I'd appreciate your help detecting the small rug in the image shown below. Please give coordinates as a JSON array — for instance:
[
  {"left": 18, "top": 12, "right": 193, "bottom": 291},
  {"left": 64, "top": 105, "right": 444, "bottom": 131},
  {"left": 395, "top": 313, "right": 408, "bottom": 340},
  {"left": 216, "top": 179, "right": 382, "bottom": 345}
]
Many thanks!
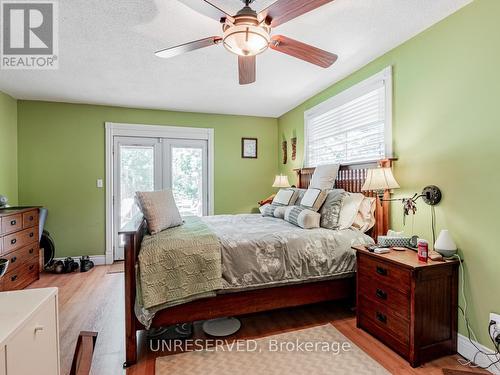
[
  {"left": 155, "top": 324, "right": 389, "bottom": 375},
  {"left": 107, "top": 261, "right": 124, "bottom": 274}
]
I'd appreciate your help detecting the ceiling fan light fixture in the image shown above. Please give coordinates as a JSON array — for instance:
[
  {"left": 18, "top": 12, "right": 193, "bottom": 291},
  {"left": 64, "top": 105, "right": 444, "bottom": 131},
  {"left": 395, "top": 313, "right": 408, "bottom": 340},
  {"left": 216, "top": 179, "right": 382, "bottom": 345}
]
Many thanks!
[{"left": 222, "top": 24, "right": 270, "bottom": 57}]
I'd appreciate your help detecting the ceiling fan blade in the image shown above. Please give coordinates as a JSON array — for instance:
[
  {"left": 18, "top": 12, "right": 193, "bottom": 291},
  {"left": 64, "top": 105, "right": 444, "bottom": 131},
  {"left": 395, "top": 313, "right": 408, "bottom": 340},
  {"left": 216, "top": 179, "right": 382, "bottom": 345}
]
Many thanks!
[
  {"left": 270, "top": 35, "right": 338, "bottom": 68},
  {"left": 178, "top": 0, "right": 233, "bottom": 23},
  {"left": 258, "top": 0, "right": 334, "bottom": 28},
  {"left": 238, "top": 55, "right": 256, "bottom": 85},
  {"left": 155, "top": 37, "right": 222, "bottom": 59}
]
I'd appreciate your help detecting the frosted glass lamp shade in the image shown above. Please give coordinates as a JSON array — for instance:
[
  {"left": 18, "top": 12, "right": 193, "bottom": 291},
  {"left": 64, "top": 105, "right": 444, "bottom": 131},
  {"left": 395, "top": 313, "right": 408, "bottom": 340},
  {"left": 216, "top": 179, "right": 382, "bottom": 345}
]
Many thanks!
[
  {"left": 362, "top": 168, "right": 400, "bottom": 191},
  {"left": 434, "top": 230, "right": 457, "bottom": 258},
  {"left": 272, "top": 175, "right": 291, "bottom": 188}
]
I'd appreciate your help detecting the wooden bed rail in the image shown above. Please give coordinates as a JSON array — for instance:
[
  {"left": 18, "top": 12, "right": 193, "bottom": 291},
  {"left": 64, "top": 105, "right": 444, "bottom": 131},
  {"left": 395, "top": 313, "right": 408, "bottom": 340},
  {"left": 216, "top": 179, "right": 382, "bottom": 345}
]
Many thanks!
[{"left": 119, "top": 214, "right": 147, "bottom": 368}]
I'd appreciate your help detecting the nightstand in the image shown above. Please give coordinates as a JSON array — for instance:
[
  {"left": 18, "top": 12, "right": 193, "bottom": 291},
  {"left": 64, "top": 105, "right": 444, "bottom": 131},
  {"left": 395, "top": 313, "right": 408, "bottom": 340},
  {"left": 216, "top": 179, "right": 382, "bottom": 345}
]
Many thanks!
[{"left": 353, "top": 245, "right": 459, "bottom": 367}]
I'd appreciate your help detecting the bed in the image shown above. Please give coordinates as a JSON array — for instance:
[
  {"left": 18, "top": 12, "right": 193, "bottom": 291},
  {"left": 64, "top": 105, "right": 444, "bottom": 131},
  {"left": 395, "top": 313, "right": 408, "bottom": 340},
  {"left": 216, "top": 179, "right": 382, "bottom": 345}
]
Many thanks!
[{"left": 120, "top": 159, "right": 394, "bottom": 367}]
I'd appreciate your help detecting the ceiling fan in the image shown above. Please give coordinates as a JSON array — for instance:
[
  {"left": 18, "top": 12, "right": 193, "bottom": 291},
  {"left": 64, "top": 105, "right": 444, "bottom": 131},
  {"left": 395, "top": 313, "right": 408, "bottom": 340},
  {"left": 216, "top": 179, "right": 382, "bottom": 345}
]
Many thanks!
[{"left": 155, "top": 0, "right": 338, "bottom": 85}]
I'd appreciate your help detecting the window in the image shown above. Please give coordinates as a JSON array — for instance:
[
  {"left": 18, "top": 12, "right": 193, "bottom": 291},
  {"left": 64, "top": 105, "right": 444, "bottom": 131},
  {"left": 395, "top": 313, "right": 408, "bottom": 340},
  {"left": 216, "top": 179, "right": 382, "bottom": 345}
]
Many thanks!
[{"left": 304, "top": 67, "right": 392, "bottom": 167}]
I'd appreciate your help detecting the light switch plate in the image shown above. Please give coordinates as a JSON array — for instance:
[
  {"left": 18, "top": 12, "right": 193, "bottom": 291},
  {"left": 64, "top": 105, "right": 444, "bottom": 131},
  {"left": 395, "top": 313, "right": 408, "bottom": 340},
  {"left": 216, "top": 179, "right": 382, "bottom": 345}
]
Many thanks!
[{"left": 96, "top": 179, "right": 103, "bottom": 188}]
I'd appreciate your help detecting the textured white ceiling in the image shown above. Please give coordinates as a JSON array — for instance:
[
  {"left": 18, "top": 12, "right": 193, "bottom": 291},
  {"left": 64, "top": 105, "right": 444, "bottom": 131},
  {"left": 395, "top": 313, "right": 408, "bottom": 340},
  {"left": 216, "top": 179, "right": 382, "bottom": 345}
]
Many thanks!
[{"left": 0, "top": 0, "right": 471, "bottom": 117}]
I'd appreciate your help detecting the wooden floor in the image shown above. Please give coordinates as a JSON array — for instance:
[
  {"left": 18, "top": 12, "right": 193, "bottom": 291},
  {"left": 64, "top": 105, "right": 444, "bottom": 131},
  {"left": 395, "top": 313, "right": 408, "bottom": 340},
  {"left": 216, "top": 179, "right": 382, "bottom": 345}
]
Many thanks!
[{"left": 29, "top": 265, "right": 487, "bottom": 375}]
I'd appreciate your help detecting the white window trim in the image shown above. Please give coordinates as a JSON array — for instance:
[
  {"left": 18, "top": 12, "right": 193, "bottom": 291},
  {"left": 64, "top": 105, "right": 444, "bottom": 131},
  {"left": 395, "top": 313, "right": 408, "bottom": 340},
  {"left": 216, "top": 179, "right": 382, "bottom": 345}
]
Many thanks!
[
  {"left": 304, "top": 66, "right": 393, "bottom": 167},
  {"left": 104, "top": 122, "right": 215, "bottom": 265}
]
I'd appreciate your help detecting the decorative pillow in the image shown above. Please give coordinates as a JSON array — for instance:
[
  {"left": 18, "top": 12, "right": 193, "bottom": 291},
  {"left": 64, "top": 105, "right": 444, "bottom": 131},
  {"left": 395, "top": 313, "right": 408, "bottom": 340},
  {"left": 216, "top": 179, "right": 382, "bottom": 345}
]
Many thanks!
[
  {"left": 337, "top": 192, "right": 365, "bottom": 230},
  {"left": 289, "top": 188, "right": 307, "bottom": 206},
  {"left": 310, "top": 164, "right": 340, "bottom": 190},
  {"left": 135, "top": 190, "right": 183, "bottom": 234},
  {"left": 284, "top": 206, "right": 321, "bottom": 229},
  {"left": 352, "top": 197, "right": 376, "bottom": 232},
  {"left": 273, "top": 188, "right": 299, "bottom": 205},
  {"left": 299, "top": 188, "right": 328, "bottom": 212},
  {"left": 320, "top": 189, "right": 347, "bottom": 229},
  {"left": 261, "top": 188, "right": 299, "bottom": 217}
]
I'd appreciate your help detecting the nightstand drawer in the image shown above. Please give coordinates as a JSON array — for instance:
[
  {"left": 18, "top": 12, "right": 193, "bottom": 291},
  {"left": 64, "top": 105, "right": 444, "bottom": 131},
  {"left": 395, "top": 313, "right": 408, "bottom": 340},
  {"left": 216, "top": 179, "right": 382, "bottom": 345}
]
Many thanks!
[
  {"left": 358, "top": 311, "right": 409, "bottom": 359},
  {"left": 359, "top": 294, "right": 410, "bottom": 345},
  {"left": 358, "top": 275, "right": 410, "bottom": 320},
  {"left": 358, "top": 253, "right": 411, "bottom": 294}
]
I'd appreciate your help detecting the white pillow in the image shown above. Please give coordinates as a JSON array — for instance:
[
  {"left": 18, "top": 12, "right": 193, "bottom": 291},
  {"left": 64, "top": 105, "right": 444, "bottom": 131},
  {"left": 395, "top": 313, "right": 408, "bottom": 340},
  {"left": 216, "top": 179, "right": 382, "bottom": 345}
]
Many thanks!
[
  {"left": 136, "top": 190, "right": 183, "bottom": 234},
  {"left": 300, "top": 188, "right": 327, "bottom": 211},
  {"left": 338, "top": 192, "right": 365, "bottom": 230},
  {"left": 310, "top": 164, "right": 340, "bottom": 190},
  {"left": 273, "top": 189, "right": 298, "bottom": 205},
  {"left": 352, "top": 197, "right": 376, "bottom": 232}
]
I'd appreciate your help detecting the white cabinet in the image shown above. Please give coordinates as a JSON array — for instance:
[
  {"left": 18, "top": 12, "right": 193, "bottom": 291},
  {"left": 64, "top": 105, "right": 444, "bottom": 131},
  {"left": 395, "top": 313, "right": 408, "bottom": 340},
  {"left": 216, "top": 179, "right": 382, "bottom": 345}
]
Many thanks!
[
  {"left": 0, "top": 288, "right": 60, "bottom": 375},
  {"left": 0, "top": 346, "right": 5, "bottom": 375}
]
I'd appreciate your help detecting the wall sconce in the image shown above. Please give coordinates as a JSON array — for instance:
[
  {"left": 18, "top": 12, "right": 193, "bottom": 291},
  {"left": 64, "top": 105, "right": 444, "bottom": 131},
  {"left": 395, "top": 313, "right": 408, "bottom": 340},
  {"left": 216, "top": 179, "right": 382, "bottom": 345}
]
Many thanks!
[{"left": 361, "top": 167, "right": 442, "bottom": 210}]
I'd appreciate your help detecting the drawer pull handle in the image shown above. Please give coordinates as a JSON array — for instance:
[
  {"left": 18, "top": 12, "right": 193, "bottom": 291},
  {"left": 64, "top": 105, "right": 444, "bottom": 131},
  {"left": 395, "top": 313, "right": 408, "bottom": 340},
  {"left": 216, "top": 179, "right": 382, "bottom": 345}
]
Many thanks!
[
  {"left": 34, "top": 326, "right": 44, "bottom": 334},
  {"left": 29, "top": 248, "right": 34, "bottom": 254},
  {"left": 29, "top": 216, "right": 34, "bottom": 221},
  {"left": 29, "top": 232, "right": 34, "bottom": 238},
  {"left": 10, "top": 219, "right": 16, "bottom": 225},
  {"left": 11, "top": 256, "right": 17, "bottom": 263},
  {"left": 376, "top": 266, "right": 387, "bottom": 276},
  {"left": 11, "top": 238, "right": 17, "bottom": 245},
  {"left": 375, "top": 289, "right": 387, "bottom": 300},
  {"left": 376, "top": 312, "right": 387, "bottom": 324},
  {"left": 11, "top": 275, "right": 17, "bottom": 282},
  {"left": 29, "top": 265, "right": 34, "bottom": 271}
]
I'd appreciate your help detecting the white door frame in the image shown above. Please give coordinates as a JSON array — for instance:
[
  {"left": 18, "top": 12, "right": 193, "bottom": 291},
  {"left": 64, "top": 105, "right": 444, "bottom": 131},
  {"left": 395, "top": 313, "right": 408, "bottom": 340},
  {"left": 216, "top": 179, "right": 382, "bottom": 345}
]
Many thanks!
[{"left": 105, "top": 122, "right": 215, "bottom": 265}]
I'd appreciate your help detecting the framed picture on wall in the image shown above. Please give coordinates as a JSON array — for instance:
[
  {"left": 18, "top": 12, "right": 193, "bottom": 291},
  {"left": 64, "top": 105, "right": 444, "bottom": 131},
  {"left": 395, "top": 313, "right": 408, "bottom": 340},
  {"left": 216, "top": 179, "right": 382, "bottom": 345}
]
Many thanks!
[{"left": 241, "top": 138, "right": 258, "bottom": 159}]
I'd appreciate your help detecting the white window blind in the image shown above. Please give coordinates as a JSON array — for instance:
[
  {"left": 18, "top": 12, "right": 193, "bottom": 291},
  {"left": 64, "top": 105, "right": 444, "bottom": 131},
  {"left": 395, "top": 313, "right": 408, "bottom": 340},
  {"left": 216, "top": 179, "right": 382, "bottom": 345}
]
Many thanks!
[{"left": 304, "top": 67, "right": 392, "bottom": 167}]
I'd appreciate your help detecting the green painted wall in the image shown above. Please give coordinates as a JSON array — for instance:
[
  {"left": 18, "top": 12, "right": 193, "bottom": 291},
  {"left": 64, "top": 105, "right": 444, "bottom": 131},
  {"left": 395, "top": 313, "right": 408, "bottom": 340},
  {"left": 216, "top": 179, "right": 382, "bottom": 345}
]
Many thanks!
[
  {"left": 278, "top": 0, "right": 500, "bottom": 349},
  {"left": 17, "top": 101, "right": 278, "bottom": 258},
  {"left": 0, "top": 91, "right": 18, "bottom": 205}
]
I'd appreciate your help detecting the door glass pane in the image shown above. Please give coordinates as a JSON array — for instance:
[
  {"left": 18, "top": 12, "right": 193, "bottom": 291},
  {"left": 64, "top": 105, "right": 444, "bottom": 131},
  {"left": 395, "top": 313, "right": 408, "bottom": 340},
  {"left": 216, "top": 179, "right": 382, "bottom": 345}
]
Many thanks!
[
  {"left": 120, "top": 146, "right": 155, "bottom": 227},
  {"left": 171, "top": 147, "right": 203, "bottom": 216}
]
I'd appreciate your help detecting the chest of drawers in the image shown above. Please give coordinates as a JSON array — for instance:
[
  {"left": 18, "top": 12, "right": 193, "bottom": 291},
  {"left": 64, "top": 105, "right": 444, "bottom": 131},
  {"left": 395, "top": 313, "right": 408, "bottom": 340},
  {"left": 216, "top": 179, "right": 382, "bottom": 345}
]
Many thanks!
[
  {"left": 354, "top": 246, "right": 459, "bottom": 367},
  {"left": 0, "top": 208, "right": 40, "bottom": 291}
]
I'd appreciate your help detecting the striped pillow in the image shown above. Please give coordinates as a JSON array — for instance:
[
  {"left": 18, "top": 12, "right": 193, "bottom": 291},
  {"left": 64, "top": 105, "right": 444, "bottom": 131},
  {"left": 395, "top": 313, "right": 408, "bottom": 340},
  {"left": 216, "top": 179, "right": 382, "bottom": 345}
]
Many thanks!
[{"left": 284, "top": 206, "right": 321, "bottom": 229}]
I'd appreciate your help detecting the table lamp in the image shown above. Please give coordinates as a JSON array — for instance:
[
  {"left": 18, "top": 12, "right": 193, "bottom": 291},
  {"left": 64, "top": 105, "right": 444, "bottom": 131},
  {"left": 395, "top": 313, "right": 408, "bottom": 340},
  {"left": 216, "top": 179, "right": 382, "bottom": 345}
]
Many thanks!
[{"left": 272, "top": 175, "right": 291, "bottom": 188}]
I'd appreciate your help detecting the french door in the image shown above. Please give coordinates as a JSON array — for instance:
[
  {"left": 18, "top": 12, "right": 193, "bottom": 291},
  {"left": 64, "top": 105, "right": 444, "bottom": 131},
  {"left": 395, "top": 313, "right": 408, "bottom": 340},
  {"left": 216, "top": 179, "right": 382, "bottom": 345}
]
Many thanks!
[{"left": 113, "top": 136, "right": 208, "bottom": 260}]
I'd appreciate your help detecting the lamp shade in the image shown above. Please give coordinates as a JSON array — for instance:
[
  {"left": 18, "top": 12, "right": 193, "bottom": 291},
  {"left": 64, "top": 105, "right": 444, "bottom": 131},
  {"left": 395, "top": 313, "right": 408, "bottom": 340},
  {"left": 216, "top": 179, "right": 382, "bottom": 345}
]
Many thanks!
[
  {"left": 272, "top": 175, "right": 291, "bottom": 188},
  {"left": 361, "top": 168, "right": 400, "bottom": 191},
  {"left": 434, "top": 230, "right": 457, "bottom": 257}
]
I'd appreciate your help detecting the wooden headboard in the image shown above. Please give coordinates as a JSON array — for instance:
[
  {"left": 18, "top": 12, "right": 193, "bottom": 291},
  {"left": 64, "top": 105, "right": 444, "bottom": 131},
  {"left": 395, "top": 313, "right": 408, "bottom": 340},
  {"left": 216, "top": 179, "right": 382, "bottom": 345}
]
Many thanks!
[{"left": 294, "top": 159, "right": 394, "bottom": 240}]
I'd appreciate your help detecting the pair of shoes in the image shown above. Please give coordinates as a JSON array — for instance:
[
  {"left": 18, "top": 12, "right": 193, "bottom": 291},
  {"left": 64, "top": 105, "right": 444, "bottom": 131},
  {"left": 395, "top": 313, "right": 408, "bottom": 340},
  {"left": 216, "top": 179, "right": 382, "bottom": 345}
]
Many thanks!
[
  {"left": 44, "top": 257, "right": 79, "bottom": 274},
  {"left": 80, "top": 256, "right": 94, "bottom": 272}
]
